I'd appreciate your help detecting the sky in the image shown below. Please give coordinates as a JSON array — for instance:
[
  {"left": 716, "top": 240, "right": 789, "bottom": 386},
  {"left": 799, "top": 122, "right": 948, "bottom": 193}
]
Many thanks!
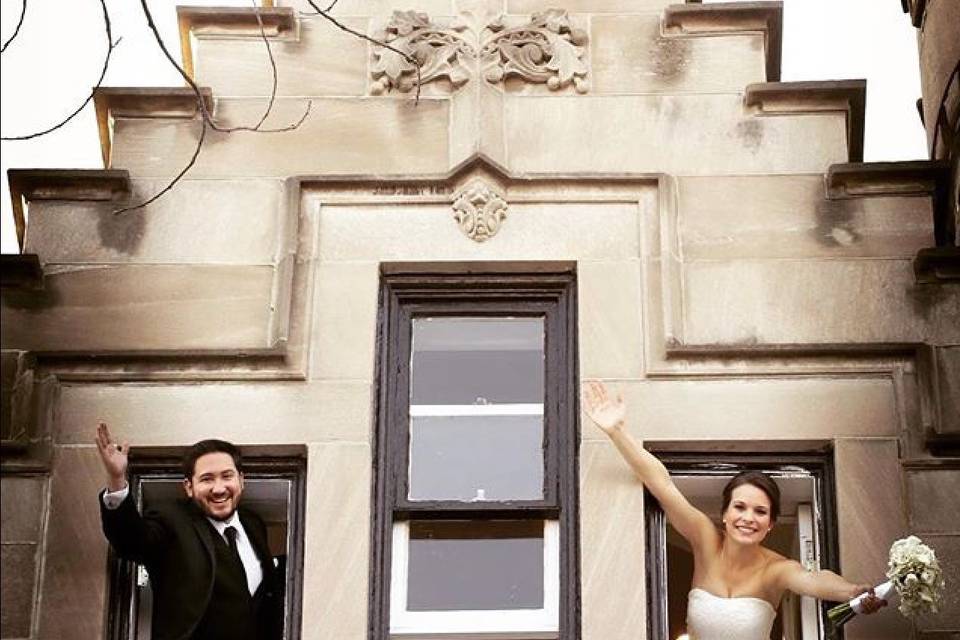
[{"left": 0, "top": 0, "right": 928, "bottom": 254}]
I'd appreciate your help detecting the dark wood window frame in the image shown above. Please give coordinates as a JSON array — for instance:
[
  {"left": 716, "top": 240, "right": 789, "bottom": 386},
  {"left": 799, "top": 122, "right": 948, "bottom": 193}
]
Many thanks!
[
  {"left": 106, "top": 452, "right": 307, "bottom": 640},
  {"left": 369, "top": 263, "right": 581, "bottom": 640},
  {"left": 644, "top": 452, "right": 840, "bottom": 640}
]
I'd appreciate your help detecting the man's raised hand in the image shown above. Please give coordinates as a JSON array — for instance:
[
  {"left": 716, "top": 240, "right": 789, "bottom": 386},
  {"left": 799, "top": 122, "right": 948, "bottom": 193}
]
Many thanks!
[{"left": 95, "top": 422, "right": 129, "bottom": 492}]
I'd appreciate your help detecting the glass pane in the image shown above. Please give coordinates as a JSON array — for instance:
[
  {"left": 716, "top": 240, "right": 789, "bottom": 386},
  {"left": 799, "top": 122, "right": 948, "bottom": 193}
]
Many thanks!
[
  {"left": 411, "top": 318, "right": 544, "bottom": 405},
  {"left": 407, "top": 520, "right": 544, "bottom": 611},
  {"left": 409, "top": 414, "right": 543, "bottom": 501}
]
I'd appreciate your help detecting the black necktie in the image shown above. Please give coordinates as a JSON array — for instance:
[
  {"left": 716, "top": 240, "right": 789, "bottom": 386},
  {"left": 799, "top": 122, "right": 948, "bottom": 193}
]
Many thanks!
[{"left": 225, "top": 526, "right": 245, "bottom": 572}]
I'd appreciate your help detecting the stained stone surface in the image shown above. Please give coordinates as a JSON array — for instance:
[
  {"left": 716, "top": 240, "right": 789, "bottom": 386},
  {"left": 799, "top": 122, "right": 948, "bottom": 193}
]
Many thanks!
[
  {"left": 37, "top": 447, "right": 108, "bottom": 640},
  {"left": 591, "top": 15, "right": 765, "bottom": 94},
  {"left": 906, "top": 469, "right": 960, "bottom": 532},
  {"left": 300, "top": 442, "right": 371, "bottom": 640},
  {"left": 1, "top": 543, "right": 38, "bottom": 637},
  {"left": 0, "top": 476, "right": 46, "bottom": 541},
  {"left": 914, "top": 535, "right": 960, "bottom": 633},
  {"left": 835, "top": 439, "right": 911, "bottom": 640}
]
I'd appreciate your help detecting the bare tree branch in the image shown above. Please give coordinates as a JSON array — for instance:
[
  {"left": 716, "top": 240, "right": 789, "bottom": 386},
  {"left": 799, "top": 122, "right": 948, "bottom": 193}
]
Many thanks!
[
  {"left": 300, "top": 0, "right": 423, "bottom": 103},
  {"left": 324, "top": 0, "right": 340, "bottom": 12},
  {"left": 1, "top": 0, "right": 27, "bottom": 53},
  {"left": 1, "top": 0, "right": 120, "bottom": 141},
  {"left": 113, "top": 109, "right": 206, "bottom": 215}
]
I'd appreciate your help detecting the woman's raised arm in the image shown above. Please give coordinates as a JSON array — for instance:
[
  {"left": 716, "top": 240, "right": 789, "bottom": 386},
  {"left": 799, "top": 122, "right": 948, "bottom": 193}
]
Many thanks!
[{"left": 582, "top": 381, "right": 717, "bottom": 551}]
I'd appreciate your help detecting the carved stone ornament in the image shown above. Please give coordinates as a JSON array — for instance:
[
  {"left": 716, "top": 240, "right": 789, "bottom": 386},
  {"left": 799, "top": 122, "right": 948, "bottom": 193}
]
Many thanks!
[
  {"left": 452, "top": 180, "right": 508, "bottom": 242},
  {"left": 369, "top": 8, "right": 589, "bottom": 94}
]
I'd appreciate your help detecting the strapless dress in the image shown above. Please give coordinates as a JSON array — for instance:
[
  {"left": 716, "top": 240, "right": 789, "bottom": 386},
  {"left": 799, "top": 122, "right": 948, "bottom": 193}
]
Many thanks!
[{"left": 686, "top": 587, "right": 776, "bottom": 640}]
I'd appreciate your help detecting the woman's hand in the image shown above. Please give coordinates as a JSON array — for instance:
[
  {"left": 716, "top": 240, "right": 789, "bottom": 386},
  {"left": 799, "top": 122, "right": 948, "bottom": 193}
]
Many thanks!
[
  {"left": 95, "top": 422, "right": 129, "bottom": 492},
  {"left": 850, "top": 585, "right": 887, "bottom": 615},
  {"left": 582, "top": 380, "right": 626, "bottom": 434}
]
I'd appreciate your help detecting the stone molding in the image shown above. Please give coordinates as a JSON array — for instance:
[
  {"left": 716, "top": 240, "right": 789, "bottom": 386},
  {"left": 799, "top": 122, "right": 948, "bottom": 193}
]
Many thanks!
[
  {"left": 744, "top": 80, "right": 866, "bottom": 162},
  {"left": 176, "top": 6, "right": 298, "bottom": 79},
  {"left": 662, "top": 1, "right": 783, "bottom": 82},
  {"left": 93, "top": 87, "right": 214, "bottom": 168},
  {"left": 369, "top": 8, "right": 589, "bottom": 95},
  {"left": 0, "top": 351, "right": 56, "bottom": 472},
  {"left": 451, "top": 179, "right": 508, "bottom": 242},
  {"left": 826, "top": 160, "right": 950, "bottom": 199}
]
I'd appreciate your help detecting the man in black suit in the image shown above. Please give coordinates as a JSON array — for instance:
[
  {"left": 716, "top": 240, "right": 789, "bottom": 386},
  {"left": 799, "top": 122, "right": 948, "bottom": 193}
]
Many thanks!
[{"left": 96, "top": 423, "right": 283, "bottom": 640}]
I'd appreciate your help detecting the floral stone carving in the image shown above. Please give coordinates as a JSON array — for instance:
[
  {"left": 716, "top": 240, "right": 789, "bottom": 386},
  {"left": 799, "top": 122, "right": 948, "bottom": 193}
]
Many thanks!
[
  {"left": 452, "top": 180, "right": 508, "bottom": 242},
  {"left": 370, "top": 8, "right": 589, "bottom": 94}
]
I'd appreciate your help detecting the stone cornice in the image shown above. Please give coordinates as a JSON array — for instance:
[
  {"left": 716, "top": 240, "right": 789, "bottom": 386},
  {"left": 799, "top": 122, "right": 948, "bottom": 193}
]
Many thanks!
[
  {"left": 826, "top": 160, "right": 951, "bottom": 198},
  {"left": 7, "top": 170, "right": 131, "bottom": 252},
  {"left": 745, "top": 80, "right": 866, "bottom": 162},
  {"left": 177, "top": 6, "right": 298, "bottom": 79},
  {"left": 93, "top": 87, "right": 214, "bottom": 168},
  {"left": 662, "top": 1, "right": 783, "bottom": 82}
]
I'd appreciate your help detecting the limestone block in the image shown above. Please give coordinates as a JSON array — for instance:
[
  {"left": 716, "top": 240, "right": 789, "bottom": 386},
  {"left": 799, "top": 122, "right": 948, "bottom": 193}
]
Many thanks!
[
  {"left": 0, "top": 476, "right": 46, "bottom": 541},
  {"left": 505, "top": 95, "right": 848, "bottom": 175},
  {"left": 681, "top": 260, "right": 960, "bottom": 346},
  {"left": 906, "top": 468, "right": 960, "bottom": 533},
  {"left": 301, "top": 442, "right": 371, "bottom": 640},
  {"left": 193, "top": 18, "right": 368, "bottom": 98},
  {"left": 22, "top": 179, "right": 290, "bottom": 265},
  {"left": 835, "top": 439, "right": 910, "bottom": 640},
  {"left": 310, "top": 261, "right": 380, "bottom": 382},
  {"left": 579, "top": 441, "right": 647, "bottom": 640},
  {"left": 1, "top": 543, "right": 38, "bottom": 637},
  {"left": 677, "top": 175, "right": 934, "bottom": 260},
  {"left": 577, "top": 260, "right": 644, "bottom": 380},
  {"left": 37, "top": 447, "right": 108, "bottom": 640},
  {"left": 314, "top": 201, "right": 640, "bottom": 261},
  {"left": 1, "top": 264, "right": 291, "bottom": 354},
  {"left": 591, "top": 16, "right": 765, "bottom": 94},
  {"left": 914, "top": 535, "right": 960, "bottom": 633},
  {"left": 56, "top": 380, "right": 373, "bottom": 445},
  {"left": 579, "top": 378, "right": 899, "bottom": 443},
  {"left": 109, "top": 98, "right": 449, "bottom": 179}
]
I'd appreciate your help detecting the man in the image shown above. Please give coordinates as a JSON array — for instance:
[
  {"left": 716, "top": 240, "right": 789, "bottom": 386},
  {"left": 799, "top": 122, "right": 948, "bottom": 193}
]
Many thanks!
[{"left": 96, "top": 423, "right": 282, "bottom": 640}]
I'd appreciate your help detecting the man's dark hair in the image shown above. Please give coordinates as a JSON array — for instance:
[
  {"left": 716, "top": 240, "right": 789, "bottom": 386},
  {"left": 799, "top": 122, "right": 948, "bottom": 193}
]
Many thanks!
[
  {"left": 182, "top": 439, "right": 243, "bottom": 479},
  {"left": 721, "top": 470, "right": 781, "bottom": 523}
]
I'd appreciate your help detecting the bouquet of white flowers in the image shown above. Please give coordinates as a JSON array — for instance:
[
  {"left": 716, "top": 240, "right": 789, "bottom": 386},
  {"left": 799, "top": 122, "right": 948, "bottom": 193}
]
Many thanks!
[{"left": 827, "top": 535, "right": 945, "bottom": 637}]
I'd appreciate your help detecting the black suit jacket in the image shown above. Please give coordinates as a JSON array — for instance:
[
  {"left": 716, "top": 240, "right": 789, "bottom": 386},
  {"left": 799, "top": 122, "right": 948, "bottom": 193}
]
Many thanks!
[{"left": 100, "top": 491, "right": 283, "bottom": 640}]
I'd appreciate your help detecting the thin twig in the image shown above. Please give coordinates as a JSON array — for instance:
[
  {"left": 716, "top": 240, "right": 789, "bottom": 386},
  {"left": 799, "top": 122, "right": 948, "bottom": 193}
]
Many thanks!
[
  {"left": 301, "top": 0, "right": 422, "bottom": 103},
  {"left": 113, "top": 108, "right": 207, "bottom": 215},
  {"left": 324, "top": 0, "right": 340, "bottom": 11},
  {"left": 1, "top": 0, "right": 27, "bottom": 52},
  {"left": 248, "top": 0, "right": 278, "bottom": 131},
  {"left": 1, "top": 0, "right": 120, "bottom": 141}
]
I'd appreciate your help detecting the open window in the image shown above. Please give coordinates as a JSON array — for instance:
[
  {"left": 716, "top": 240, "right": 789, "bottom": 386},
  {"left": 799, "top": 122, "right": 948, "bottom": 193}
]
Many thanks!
[
  {"left": 645, "top": 456, "right": 839, "bottom": 640},
  {"left": 107, "top": 454, "right": 306, "bottom": 640},
  {"left": 370, "top": 265, "right": 580, "bottom": 640}
]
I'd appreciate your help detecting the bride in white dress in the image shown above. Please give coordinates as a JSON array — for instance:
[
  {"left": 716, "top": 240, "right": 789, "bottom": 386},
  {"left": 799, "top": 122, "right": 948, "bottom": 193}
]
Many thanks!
[{"left": 582, "top": 381, "right": 886, "bottom": 640}]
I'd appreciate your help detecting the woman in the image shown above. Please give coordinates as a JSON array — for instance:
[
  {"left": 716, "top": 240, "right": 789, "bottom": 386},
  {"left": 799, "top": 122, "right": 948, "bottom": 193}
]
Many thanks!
[{"left": 582, "top": 381, "right": 885, "bottom": 640}]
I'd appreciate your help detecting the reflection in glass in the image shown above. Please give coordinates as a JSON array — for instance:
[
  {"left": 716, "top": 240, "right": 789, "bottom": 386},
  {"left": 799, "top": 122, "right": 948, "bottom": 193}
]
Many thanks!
[
  {"left": 407, "top": 520, "right": 544, "bottom": 611},
  {"left": 411, "top": 318, "right": 544, "bottom": 405},
  {"left": 409, "top": 413, "right": 544, "bottom": 501}
]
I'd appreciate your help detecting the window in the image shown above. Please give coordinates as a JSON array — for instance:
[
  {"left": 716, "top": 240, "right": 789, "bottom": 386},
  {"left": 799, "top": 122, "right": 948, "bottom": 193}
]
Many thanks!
[
  {"left": 644, "top": 455, "right": 839, "bottom": 640},
  {"left": 107, "top": 454, "right": 306, "bottom": 640},
  {"left": 370, "top": 264, "right": 580, "bottom": 640}
]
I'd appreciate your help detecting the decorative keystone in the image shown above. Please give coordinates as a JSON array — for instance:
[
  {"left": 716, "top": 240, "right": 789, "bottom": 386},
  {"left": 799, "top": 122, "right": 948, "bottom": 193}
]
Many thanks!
[
  {"left": 370, "top": 8, "right": 589, "bottom": 94},
  {"left": 452, "top": 180, "right": 508, "bottom": 242}
]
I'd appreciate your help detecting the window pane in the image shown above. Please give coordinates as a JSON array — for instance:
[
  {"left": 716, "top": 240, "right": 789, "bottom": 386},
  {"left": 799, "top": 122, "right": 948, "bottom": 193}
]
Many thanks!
[
  {"left": 409, "top": 414, "right": 544, "bottom": 501},
  {"left": 407, "top": 520, "right": 544, "bottom": 611},
  {"left": 411, "top": 318, "right": 544, "bottom": 405}
]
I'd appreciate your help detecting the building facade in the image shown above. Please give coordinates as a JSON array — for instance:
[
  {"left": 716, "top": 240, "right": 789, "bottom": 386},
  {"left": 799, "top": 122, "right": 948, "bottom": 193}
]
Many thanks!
[{"left": 2, "top": 1, "right": 958, "bottom": 639}]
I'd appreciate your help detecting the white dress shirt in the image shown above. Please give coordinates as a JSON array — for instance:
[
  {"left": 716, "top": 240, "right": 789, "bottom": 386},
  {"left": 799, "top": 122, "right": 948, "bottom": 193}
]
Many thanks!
[{"left": 102, "top": 485, "right": 264, "bottom": 595}]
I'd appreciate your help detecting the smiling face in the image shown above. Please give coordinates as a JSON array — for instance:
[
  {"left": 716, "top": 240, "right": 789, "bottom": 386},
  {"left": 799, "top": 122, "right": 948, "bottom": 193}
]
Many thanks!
[
  {"left": 722, "top": 483, "right": 774, "bottom": 545},
  {"left": 183, "top": 452, "right": 244, "bottom": 521}
]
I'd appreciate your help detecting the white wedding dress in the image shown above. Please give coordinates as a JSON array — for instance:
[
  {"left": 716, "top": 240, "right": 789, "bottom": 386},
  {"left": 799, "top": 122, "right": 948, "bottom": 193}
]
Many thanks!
[{"left": 686, "top": 588, "right": 776, "bottom": 640}]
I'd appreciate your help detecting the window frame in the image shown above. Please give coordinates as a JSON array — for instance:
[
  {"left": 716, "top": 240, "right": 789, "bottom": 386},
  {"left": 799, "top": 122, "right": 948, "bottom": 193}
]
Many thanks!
[
  {"left": 106, "top": 453, "right": 307, "bottom": 640},
  {"left": 643, "top": 452, "right": 840, "bottom": 640},
  {"left": 369, "top": 264, "right": 581, "bottom": 640}
]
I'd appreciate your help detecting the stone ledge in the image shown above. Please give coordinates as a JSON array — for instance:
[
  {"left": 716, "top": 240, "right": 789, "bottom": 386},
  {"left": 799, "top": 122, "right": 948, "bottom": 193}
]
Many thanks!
[
  {"left": 0, "top": 255, "right": 43, "bottom": 292},
  {"left": 7, "top": 170, "right": 130, "bottom": 251},
  {"left": 745, "top": 80, "right": 866, "bottom": 161},
  {"left": 914, "top": 247, "right": 960, "bottom": 284},
  {"left": 94, "top": 87, "right": 214, "bottom": 168},
  {"left": 178, "top": 6, "right": 299, "bottom": 80},
  {"left": 662, "top": 1, "right": 782, "bottom": 81},
  {"left": 826, "top": 160, "right": 951, "bottom": 198}
]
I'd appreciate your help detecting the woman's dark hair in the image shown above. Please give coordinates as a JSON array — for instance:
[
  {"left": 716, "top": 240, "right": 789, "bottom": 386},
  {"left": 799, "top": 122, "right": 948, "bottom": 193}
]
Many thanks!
[
  {"left": 182, "top": 439, "right": 243, "bottom": 478},
  {"left": 721, "top": 471, "right": 781, "bottom": 522}
]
